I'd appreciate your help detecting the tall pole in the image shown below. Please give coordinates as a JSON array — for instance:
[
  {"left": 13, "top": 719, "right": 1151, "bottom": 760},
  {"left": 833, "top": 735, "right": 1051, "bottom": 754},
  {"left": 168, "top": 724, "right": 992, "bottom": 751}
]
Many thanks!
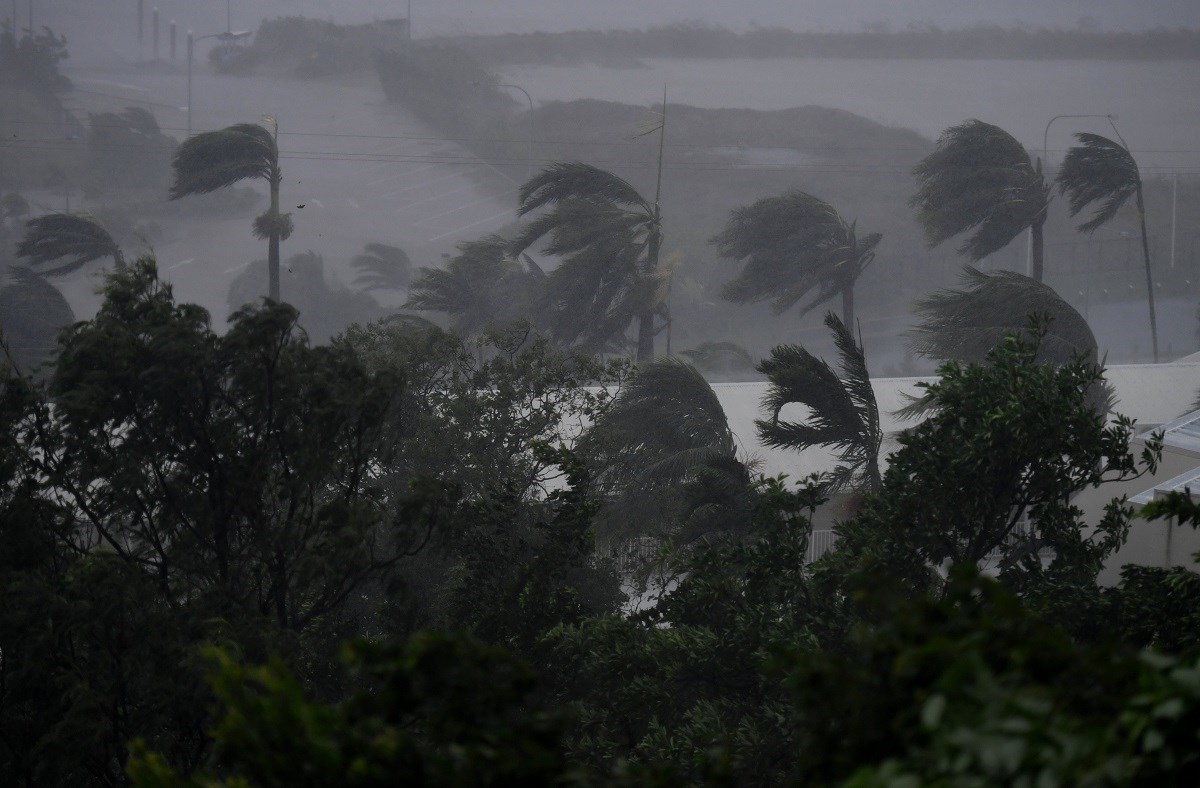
[
  {"left": 407, "top": 0, "right": 412, "bottom": 41},
  {"left": 152, "top": 7, "right": 159, "bottom": 60},
  {"left": 169, "top": 19, "right": 175, "bottom": 60},
  {"left": 495, "top": 83, "right": 533, "bottom": 180},
  {"left": 186, "top": 31, "right": 193, "bottom": 135},
  {"left": 226, "top": 0, "right": 231, "bottom": 34},
  {"left": 1171, "top": 174, "right": 1178, "bottom": 269},
  {"left": 137, "top": 0, "right": 143, "bottom": 45}
]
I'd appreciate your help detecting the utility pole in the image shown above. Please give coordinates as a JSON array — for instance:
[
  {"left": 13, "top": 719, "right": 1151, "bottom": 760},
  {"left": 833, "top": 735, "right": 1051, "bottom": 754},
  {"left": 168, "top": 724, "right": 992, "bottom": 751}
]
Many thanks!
[
  {"left": 152, "top": 7, "right": 158, "bottom": 59},
  {"left": 1172, "top": 174, "right": 1179, "bottom": 269},
  {"left": 169, "top": 19, "right": 175, "bottom": 60},
  {"left": 137, "top": 0, "right": 143, "bottom": 46}
]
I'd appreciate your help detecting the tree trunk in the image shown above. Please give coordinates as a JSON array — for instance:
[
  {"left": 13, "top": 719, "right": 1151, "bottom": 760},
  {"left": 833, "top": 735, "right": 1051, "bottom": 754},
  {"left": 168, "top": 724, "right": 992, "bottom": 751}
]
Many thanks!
[
  {"left": 636, "top": 310, "right": 654, "bottom": 362},
  {"left": 1030, "top": 219, "right": 1045, "bottom": 283},
  {"left": 1136, "top": 185, "right": 1159, "bottom": 362},
  {"left": 268, "top": 172, "right": 281, "bottom": 302},
  {"left": 841, "top": 283, "right": 855, "bottom": 331}
]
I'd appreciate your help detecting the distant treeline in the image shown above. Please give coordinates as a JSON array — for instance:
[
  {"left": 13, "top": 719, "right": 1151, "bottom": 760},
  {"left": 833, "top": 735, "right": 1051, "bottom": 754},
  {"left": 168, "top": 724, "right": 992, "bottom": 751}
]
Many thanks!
[{"left": 441, "top": 24, "right": 1200, "bottom": 64}]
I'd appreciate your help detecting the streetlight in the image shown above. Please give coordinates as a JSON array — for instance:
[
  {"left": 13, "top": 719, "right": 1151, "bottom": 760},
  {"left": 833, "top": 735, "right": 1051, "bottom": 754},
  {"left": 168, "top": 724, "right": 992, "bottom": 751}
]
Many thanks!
[
  {"left": 1030, "top": 113, "right": 1116, "bottom": 277},
  {"left": 470, "top": 81, "right": 535, "bottom": 180}
]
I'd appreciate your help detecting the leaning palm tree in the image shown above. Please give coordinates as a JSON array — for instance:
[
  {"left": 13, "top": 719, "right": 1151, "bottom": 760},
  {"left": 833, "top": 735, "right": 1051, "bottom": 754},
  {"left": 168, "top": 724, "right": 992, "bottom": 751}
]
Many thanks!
[
  {"left": 512, "top": 161, "right": 666, "bottom": 361},
  {"left": 350, "top": 242, "right": 413, "bottom": 293},
  {"left": 912, "top": 119, "right": 1051, "bottom": 281},
  {"left": 578, "top": 357, "right": 750, "bottom": 548},
  {"left": 713, "top": 191, "right": 881, "bottom": 329},
  {"left": 757, "top": 313, "right": 882, "bottom": 494},
  {"left": 169, "top": 121, "right": 290, "bottom": 301},
  {"left": 406, "top": 235, "right": 543, "bottom": 338},
  {"left": 909, "top": 267, "right": 1097, "bottom": 365},
  {"left": 16, "top": 213, "right": 125, "bottom": 276},
  {"left": 1057, "top": 131, "right": 1158, "bottom": 361},
  {"left": 0, "top": 266, "right": 75, "bottom": 373}
]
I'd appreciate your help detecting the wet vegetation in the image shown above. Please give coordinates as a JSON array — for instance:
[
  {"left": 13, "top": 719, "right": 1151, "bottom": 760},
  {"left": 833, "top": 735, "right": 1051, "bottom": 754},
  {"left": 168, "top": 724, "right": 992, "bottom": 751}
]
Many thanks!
[{"left": 4, "top": 11, "right": 1200, "bottom": 786}]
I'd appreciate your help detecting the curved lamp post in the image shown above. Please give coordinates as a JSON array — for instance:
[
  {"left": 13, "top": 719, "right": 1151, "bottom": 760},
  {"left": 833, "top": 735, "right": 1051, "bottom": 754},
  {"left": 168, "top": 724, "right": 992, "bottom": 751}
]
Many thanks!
[{"left": 470, "top": 81, "right": 535, "bottom": 180}]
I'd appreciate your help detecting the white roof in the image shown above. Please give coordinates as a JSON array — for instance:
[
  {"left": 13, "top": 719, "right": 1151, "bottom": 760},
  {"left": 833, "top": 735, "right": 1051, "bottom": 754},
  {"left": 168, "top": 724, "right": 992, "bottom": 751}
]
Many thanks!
[{"left": 713, "top": 362, "right": 1200, "bottom": 480}]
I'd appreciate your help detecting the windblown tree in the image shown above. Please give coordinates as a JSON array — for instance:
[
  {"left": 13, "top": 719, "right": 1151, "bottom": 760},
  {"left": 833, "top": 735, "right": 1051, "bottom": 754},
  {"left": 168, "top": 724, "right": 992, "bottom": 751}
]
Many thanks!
[
  {"left": 912, "top": 119, "right": 1051, "bottom": 281},
  {"left": 910, "top": 267, "right": 1098, "bottom": 365},
  {"left": 169, "top": 122, "right": 290, "bottom": 301},
  {"left": 512, "top": 162, "right": 668, "bottom": 361},
  {"left": 577, "top": 357, "right": 750, "bottom": 548},
  {"left": 16, "top": 213, "right": 125, "bottom": 275},
  {"left": 406, "top": 235, "right": 544, "bottom": 338},
  {"left": 0, "top": 267, "right": 75, "bottom": 372},
  {"left": 1057, "top": 131, "right": 1158, "bottom": 361},
  {"left": 757, "top": 313, "right": 882, "bottom": 494},
  {"left": 713, "top": 190, "right": 881, "bottom": 329},
  {"left": 351, "top": 242, "right": 414, "bottom": 293}
]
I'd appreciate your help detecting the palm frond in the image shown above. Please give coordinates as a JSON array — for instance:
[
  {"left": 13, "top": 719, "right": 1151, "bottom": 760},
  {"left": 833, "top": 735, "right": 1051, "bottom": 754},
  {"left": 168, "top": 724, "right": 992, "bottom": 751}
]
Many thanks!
[
  {"left": 909, "top": 267, "right": 1097, "bottom": 365},
  {"left": 517, "top": 161, "right": 650, "bottom": 217},
  {"left": 1056, "top": 132, "right": 1140, "bottom": 233},
  {"left": 911, "top": 119, "right": 1048, "bottom": 261},
  {"left": 169, "top": 123, "right": 276, "bottom": 199},
  {"left": 713, "top": 190, "right": 877, "bottom": 316},
  {"left": 16, "top": 213, "right": 122, "bottom": 276},
  {"left": 755, "top": 313, "right": 882, "bottom": 493},
  {"left": 351, "top": 242, "right": 413, "bottom": 291}
]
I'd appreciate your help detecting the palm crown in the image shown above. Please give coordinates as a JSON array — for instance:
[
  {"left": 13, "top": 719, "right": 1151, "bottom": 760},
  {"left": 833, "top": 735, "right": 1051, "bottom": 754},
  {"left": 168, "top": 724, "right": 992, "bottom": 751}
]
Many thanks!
[
  {"left": 16, "top": 213, "right": 124, "bottom": 276},
  {"left": 713, "top": 190, "right": 880, "bottom": 328}
]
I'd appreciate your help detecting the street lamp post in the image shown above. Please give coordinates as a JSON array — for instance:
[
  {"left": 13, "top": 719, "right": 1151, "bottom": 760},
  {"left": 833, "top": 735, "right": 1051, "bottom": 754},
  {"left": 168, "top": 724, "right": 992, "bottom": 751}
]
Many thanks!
[
  {"left": 494, "top": 83, "right": 534, "bottom": 180},
  {"left": 1032, "top": 113, "right": 1116, "bottom": 277},
  {"left": 187, "top": 30, "right": 238, "bottom": 135}
]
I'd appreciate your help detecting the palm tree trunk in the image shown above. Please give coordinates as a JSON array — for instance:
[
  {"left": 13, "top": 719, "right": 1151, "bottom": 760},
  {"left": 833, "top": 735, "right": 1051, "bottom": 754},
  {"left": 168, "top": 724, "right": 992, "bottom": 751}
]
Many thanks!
[
  {"left": 1030, "top": 219, "right": 1045, "bottom": 282},
  {"left": 268, "top": 171, "right": 280, "bottom": 302},
  {"left": 636, "top": 310, "right": 654, "bottom": 362},
  {"left": 841, "top": 283, "right": 855, "bottom": 331},
  {"left": 1135, "top": 185, "right": 1159, "bottom": 362}
]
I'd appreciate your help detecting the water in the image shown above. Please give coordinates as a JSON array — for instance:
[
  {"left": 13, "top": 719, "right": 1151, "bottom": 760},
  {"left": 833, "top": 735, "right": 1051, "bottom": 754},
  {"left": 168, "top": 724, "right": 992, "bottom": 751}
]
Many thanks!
[{"left": 501, "top": 57, "right": 1200, "bottom": 171}]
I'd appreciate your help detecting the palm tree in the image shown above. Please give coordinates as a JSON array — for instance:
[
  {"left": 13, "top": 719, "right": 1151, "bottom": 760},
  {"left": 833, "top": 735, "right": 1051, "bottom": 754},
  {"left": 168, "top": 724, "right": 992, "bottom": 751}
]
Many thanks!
[
  {"left": 0, "top": 267, "right": 75, "bottom": 373},
  {"left": 909, "top": 267, "right": 1097, "bottom": 365},
  {"left": 757, "top": 313, "right": 882, "bottom": 495},
  {"left": 16, "top": 213, "right": 125, "bottom": 275},
  {"left": 169, "top": 122, "right": 290, "bottom": 301},
  {"left": 911, "top": 119, "right": 1051, "bottom": 281},
  {"left": 406, "top": 235, "right": 544, "bottom": 338},
  {"left": 1057, "top": 131, "right": 1158, "bottom": 361},
  {"left": 712, "top": 191, "right": 881, "bottom": 329},
  {"left": 351, "top": 242, "right": 413, "bottom": 293},
  {"left": 512, "top": 162, "right": 667, "bottom": 361},
  {"left": 578, "top": 357, "right": 750, "bottom": 547}
]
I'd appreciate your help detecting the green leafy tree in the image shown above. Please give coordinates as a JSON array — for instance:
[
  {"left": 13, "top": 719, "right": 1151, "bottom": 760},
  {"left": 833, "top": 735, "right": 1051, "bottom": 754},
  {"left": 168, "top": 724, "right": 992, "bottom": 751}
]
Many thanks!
[
  {"left": 713, "top": 190, "right": 881, "bottom": 328},
  {"left": 757, "top": 313, "right": 882, "bottom": 495},
  {"left": 512, "top": 162, "right": 668, "bottom": 360},
  {"left": 909, "top": 266, "right": 1097, "bottom": 364},
  {"left": 1057, "top": 131, "right": 1159, "bottom": 361},
  {"left": 911, "top": 119, "right": 1051, "bottom": 280},
  {"left": 127, "top": 633, "right": 583, "bottom": 787},
  {"left": 0, "top": 266, "right": 74, "bottom": 372},
  {"left": 16, "top": 212, "right": 125, "bottom": 275},
  {"left": 169, "top": 122, "right": 290, "bottom": 300},
  {"left": 833, "top": 322, "right": 1158, "bottom": 596}
]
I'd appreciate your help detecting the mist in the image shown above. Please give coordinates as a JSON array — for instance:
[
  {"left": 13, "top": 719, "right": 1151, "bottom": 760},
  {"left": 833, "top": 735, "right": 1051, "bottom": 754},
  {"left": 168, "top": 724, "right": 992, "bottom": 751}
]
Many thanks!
[{"left": 4, "top": 2, "right": 1200, "bottom": 783}]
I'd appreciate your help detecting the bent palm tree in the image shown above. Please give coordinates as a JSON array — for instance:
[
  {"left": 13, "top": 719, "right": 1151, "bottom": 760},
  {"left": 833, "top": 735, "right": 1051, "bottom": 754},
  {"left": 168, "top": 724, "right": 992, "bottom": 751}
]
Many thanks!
[
  {"left": 169, "top": 122, "right": 290, "bottom": 301},
  {"left": 910, "top": 267, "right": 1097, "bottom": 365},
  {"left": 1057, "top": 131, "right": 1158, "bottom": 361},
  {"left": 351, "top": 242, "right": 413, "bottom": 293},
  {"left": 757, "top": 313, "right": 882, "bottom": 494},
  {"left": 578, "top": 357, "right": 750, "bottom": 546},
  {"left": 713, "top": 191, "right": 881, "bottom": 328},
  {"left": 912, "top": 119, "right": 1050, "bottom": 280},
  {"left": 406, "top": 235, "right": 544, "bottom": 338},
  {"left": 0, "top": 267, "right": 75, "bottom": 372},
  {"left": 17, "top": 213, "right": 125, "bottom": 275},
  {"left": 512, "top": 162, "right": 666, "bottom": 360}
]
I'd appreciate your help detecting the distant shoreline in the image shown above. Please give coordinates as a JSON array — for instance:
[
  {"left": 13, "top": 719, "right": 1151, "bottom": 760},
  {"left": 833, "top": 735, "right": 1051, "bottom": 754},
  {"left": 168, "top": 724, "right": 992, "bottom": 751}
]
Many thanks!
[{"left": 437, "top": 25, "right": 1200, "bottom": 65}]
